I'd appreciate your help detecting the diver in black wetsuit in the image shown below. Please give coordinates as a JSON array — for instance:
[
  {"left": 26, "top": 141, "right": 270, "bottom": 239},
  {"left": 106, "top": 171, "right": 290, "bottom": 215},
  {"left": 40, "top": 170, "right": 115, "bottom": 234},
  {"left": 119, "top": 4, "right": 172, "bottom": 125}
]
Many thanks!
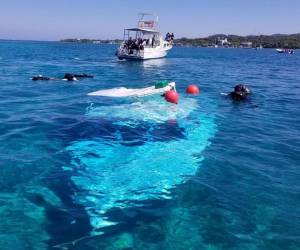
[
  {"left": 73, "top": 73, "right": 94, "bottom": 78},
  {"left": 62, "top": 73, "right": 77, "bottom": 81},
  {"left": 31, "top": 75, "right": 52, "bottom": 81},
  {"left": 32, "top": 73, "right": 94, "bottom": 81},
  {"left": 230, "top": 84, "right": 251, "bottom": 101},
  {"left": 32, "top": 74, "right": 77, "bottom": 81}
]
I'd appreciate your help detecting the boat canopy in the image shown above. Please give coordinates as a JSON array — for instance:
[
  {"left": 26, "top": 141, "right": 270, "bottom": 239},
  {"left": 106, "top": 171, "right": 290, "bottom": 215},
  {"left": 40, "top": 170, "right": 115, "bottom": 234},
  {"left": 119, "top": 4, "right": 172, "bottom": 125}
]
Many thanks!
[{"left": 125, "top": 28, "right": 160, "bottom": 34}]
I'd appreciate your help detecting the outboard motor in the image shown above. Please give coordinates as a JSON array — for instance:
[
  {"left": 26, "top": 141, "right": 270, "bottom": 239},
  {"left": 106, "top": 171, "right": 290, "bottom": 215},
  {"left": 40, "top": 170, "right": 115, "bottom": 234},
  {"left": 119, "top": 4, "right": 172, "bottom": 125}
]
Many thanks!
[{"left": 230, "top": 84, "right": 251, "bottom": 101}]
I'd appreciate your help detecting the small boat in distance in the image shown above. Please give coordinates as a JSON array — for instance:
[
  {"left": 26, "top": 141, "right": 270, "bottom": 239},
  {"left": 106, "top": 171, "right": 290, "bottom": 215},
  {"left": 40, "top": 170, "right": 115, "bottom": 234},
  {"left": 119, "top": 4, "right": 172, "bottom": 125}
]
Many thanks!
[
  {"left": 276, "top": 48, "right": 294, "bottom": 54},
  {"left": 116, "top": 13, "right": 173, "bottom": 60}
]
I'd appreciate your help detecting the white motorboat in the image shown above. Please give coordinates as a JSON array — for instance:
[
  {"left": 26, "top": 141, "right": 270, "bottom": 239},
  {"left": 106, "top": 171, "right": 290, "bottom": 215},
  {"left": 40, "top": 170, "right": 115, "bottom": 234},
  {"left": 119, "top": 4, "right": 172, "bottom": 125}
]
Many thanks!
[
  {"left": 116, "top": 13, "right": 173, "bottom": 60},
  {"left": 276, "top": 48, "right": 294, "bottom": 54}
]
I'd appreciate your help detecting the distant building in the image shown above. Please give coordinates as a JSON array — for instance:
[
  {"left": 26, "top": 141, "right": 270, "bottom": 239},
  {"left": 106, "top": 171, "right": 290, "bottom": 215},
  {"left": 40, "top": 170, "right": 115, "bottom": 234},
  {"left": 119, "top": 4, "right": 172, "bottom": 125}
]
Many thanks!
[
  {"left": 240, "top": 41, "right": 253, "bottom": 48},
  {"left": 217, "top": 37, "right": 231, "bottom": 47}
]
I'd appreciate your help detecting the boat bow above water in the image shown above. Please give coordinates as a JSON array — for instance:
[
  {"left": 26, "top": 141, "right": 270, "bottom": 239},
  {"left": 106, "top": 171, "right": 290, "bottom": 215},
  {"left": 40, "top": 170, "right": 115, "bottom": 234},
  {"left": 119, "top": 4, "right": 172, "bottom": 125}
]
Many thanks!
[{"left": 88, "top": 82, "right": 176, "bottom": 97}]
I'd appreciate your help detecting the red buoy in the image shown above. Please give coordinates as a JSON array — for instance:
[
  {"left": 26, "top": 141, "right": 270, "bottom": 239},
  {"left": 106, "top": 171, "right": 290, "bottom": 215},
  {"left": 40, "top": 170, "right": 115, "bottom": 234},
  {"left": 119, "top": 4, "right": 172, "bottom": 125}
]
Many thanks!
[
  {"left": 186, "top": 84, "right": 200, "bottom": 95},
  {"left": 164, "top": 90, "right": 179, "bottom": 104}
]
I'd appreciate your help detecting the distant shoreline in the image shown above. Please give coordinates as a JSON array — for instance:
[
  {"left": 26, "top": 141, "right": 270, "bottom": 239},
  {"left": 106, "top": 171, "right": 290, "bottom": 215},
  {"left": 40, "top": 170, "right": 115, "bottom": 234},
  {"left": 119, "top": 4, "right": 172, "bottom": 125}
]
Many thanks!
[
  {"left": 1, "top": 33, "right": 300, "bottom": 49},
  {"left": 60, "top": 33, "right": 300, "bottom": 49}
]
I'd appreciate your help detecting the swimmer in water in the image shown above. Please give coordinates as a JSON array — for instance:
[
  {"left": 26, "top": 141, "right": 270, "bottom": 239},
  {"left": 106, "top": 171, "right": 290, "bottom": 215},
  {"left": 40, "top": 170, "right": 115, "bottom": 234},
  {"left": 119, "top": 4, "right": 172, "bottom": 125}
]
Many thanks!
[
  {"left": 62, "top": 73, "right": 77, "bottom": 81},
  {"left": 73, "top": 73, "right": 94, "bottom": 78},
  {"left": 229, "top": 84, "right": 251, "bottom": 101},
  {"left": 31, "top": 75, "right": 52, "bottom": 81},
  {"left": 31, "top": 74, "right": 76, "bottom": 81},
  {"left": 31, "top": 73, "right": 93, "bottom": 81}
]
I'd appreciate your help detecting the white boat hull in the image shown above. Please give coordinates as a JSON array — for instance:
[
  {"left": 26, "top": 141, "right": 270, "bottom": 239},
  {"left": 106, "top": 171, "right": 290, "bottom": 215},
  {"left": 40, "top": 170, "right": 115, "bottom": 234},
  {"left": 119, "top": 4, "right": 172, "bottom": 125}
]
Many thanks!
[
  {"left": 88, "top": 82, "right": 176, "bottom": 97},
  {"left": 118, "top": 45, "right": 172, "bottom": 60}
]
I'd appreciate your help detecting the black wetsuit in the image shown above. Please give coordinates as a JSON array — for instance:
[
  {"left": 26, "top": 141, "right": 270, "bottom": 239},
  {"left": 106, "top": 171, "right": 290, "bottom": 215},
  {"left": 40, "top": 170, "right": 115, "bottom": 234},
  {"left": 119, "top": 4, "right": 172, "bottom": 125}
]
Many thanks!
[
  {"left": 63, "top": 74, "right": 77, "bottom": 81},
  {"left": 32, "top": 73, "right": 93, "bottom": 81},
  {"left": 32, "top": 76, "right": 51, "bottom": 81},
  {"left": 230, "top": 84, "right": 251, "bottom": 101},
  {"left": 230, "top": 91, "right": 248, "bottom": 101},
  {"left": 73, "top": 74, "right": 94, "bottom": 78}
]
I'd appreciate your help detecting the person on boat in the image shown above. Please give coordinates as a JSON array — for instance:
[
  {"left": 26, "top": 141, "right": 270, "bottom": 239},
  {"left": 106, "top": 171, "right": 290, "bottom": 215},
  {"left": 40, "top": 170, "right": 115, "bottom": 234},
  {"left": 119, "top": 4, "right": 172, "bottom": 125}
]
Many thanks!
[
  {"left": 130, "top": 39, "right": 139, "bottom": 51},
  {"left": 126, "top": 37, "right": 133, "bottom": 50},
  {"left": 229, "top": 84, "right": 251, "bottom": 101},
  {"left": 170, "top": 33, "right": 174, "bottom": 41},
  {"left": 142, "top": 39, "right": 147, "bottom": 47},
  {"left": 165, "top": 32, "right": 171, "bottom": 41},
  {"left": 144, "top": 38, "right": 150, "bottom": 46},
  {"left": 151, "top": 35, "right": 155, "bottom": 47},
  {"left": 126, "top": 38, "right": 136, "bottom": 54},
  {"left": 136, "top": 38, "right": 143, "bottom": 50}
]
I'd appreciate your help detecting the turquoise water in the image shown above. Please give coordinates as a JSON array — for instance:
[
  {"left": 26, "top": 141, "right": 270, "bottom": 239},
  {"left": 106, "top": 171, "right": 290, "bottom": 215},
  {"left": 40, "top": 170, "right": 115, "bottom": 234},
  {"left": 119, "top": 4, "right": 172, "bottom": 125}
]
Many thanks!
[{"left": 0, "top": 41, "right": 299, "bottom": 250}]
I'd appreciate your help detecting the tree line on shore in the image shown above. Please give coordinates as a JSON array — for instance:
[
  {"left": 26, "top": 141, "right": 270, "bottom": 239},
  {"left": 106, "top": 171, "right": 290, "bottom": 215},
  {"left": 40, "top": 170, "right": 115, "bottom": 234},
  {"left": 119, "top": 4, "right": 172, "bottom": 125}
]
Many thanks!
[
  {"left": 60, "top": 38, "right": 122, "bottom": 44},
  {"left": 61, "top": 33, "right": 300, "bottom": 48},
  {"left": 175, "top": 34, "right": 300, "bottom": 48}
]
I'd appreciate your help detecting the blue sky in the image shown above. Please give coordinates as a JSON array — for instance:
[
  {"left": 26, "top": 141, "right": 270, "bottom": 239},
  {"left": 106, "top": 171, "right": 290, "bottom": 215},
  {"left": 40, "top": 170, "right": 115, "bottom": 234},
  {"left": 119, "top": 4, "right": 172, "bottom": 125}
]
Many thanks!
[{"left": 1, "top": 0, "right": 300, "bottom": 40}]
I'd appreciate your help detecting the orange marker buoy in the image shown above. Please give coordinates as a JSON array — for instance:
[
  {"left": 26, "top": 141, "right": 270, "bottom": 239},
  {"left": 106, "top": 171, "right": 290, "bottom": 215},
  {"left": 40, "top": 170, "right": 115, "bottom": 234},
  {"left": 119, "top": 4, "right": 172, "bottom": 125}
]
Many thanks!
[
  {"left": 164, "top": 90, "right": 179, "bottom": 104},
  {"left": 186, "top": 84, "right": 200, "bottom": 95}
]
